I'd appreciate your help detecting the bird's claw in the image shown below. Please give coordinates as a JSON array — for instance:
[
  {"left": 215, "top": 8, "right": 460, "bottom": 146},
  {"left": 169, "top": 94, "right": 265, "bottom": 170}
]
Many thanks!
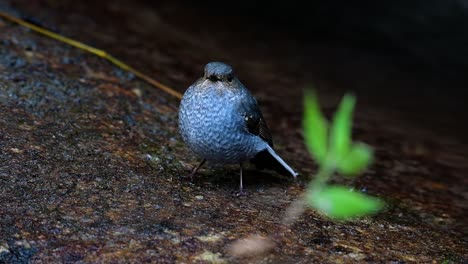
[{"left": 232, "top": 189, "right": 248, "bottom": 197}]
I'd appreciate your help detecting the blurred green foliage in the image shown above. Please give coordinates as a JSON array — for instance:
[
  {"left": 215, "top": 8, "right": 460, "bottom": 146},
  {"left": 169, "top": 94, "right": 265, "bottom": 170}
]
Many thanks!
[{"left": 303, "top": 90, "right": 383, "bottom": 220}]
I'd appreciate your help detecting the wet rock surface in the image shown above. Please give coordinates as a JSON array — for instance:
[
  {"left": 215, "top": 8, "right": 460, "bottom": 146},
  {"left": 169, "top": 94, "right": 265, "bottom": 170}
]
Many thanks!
[{"left": 0, "top": 1, "right": 467, "bottom": 263}]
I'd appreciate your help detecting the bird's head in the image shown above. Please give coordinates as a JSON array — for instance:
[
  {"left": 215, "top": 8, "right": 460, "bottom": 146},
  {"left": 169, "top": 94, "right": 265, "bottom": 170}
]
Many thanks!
[{"left": 203, "top": 62, "right": 235, "bottom": 84}]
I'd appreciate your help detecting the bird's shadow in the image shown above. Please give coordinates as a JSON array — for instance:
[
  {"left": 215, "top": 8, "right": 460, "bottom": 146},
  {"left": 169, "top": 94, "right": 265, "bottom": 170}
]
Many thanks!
[{"left": 184, "top": 163, "right": 299, "bottom": 193}]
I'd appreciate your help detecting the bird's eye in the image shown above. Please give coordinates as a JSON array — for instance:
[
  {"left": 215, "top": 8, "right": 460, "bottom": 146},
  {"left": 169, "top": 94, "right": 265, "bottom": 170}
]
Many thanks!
[
  {"left": 227, "top": 76, "right": 233, "bottom": 82},
  {"left": 209, "top": 75, "right": 218, "bottom": 82}
]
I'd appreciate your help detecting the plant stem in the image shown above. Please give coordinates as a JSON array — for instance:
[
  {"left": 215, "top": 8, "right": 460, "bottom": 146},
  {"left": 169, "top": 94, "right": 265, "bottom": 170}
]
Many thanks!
[
  {"left": 309, "top": 158, "right": 335, "bottom": 194},
  {"left": 284, "top": 158, "right": 335, "bottom": 225}
]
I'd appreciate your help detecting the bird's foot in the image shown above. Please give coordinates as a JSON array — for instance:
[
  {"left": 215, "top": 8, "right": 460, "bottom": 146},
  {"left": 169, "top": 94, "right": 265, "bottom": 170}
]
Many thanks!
[
  {"left": 181, "top": 171, "right": 196, "bottom": 182},
  {"left": 182, "top": 159, "right": 206, "bottom": 182},
  {"left": 232, "top": 189, "right": 248, "bottom": 197},
  {"left": 185, "top": 170, "right": 196, "bottom": 182}
]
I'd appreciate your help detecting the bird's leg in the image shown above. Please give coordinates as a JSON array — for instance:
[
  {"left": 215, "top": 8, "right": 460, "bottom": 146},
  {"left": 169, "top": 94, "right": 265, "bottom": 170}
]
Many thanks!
[
  {"left": 235, "top": 163, "right": 247, "bottom": 197},
  {"left": 187, "top": 159, "right": 206, "bottom": 181},
  {"left": 240, "top": 163, "right": 244, "bottom": 193}
]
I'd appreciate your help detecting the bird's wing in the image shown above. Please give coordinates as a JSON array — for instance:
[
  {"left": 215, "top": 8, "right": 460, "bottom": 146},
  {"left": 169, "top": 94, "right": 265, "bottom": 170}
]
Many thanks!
[{"left": 238, "top": 92, "right": 273, "bottom": 147}]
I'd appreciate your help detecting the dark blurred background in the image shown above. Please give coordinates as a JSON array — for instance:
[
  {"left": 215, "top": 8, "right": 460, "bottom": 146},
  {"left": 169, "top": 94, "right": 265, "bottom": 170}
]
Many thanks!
[
  {"left": 185, "top": 0, "right": 468, "bottom": 89},
  {"left": 5, "top": 0, "right": 468, "bottom": 139}
]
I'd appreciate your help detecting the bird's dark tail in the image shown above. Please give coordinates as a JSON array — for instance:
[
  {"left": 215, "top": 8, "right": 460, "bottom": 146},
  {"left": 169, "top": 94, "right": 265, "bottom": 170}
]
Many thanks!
[{"left": 250, "top": 146, "right": 298, "bottom": 178}]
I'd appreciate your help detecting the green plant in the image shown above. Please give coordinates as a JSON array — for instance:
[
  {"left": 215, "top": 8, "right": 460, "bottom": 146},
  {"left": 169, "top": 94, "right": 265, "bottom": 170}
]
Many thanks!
[{"left": 303, "top": 90, "right": 383, "bottom": 220}]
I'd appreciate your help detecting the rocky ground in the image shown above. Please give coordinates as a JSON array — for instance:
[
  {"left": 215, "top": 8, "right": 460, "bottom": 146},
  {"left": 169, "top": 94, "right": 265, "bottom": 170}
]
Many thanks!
[{"left": 0, "top": 1, "right": 467, "bottom": 263}]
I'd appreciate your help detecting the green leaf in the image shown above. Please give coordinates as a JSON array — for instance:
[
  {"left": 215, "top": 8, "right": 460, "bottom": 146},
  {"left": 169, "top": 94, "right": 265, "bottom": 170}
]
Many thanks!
[
  {"left": 337, "top": 143, "right": 373, "bottom": 177},
  {"left": 303, "top": 90, "right": 328, "bottom": 164},
  {"left": 307, "top": 185, "right": 384, "bottom": 220},
  {"left": 329, "top": 94, "right": 356, "bottom": 163}
]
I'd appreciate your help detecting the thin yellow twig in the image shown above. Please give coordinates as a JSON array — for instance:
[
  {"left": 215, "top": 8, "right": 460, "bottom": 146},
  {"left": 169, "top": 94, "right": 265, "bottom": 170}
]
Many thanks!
[{"left": 0, "top": 11, "right": 183, "bottom": 100}]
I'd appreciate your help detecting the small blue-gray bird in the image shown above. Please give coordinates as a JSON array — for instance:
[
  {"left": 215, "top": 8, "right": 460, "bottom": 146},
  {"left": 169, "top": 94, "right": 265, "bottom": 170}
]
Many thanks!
[{"left": 178, "top": 62, "right": 298, "bottom": 194}]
